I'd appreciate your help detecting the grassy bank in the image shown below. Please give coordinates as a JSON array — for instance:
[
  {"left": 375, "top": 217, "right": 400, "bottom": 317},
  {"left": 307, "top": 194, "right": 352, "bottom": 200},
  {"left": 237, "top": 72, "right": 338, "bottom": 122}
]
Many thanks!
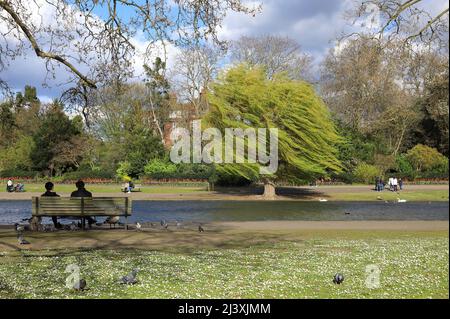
[
  {"left": 0, "top": 228, "right": 448, "bottom": 298},
  {"left": 3, "top": 183, "right": 208, "bottom": 194},
  {"left": 326, "top": 190, "right": 449, "bottom": 202},
  {"left": 0, "top": 183, "right": 448, "bottom": 201}
]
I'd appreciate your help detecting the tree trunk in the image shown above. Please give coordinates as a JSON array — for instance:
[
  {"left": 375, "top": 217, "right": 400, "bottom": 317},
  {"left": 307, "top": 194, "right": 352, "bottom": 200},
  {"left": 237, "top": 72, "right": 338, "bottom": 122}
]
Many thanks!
[
  {"left": 262, "top": 181, "right": 276, "bottom": 199},
  {"left": 149, "top": 98, "right": 165, "bottom": 145}
]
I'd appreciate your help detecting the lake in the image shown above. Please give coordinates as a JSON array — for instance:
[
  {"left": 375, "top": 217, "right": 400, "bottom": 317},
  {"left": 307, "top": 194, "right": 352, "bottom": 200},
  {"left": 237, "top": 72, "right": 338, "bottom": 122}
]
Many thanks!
[{"left": 0, "top": 200, "right": 448, "bottom": 224}]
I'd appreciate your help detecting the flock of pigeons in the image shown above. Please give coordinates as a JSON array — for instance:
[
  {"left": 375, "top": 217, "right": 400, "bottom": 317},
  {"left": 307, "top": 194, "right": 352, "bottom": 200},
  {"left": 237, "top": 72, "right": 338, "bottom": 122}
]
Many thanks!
[
  {"left": 73, "top": 268, "right": 140, "bottom": 292},
  {"left": 13, "top": 222, "right": 347, "bottom": 292},
  {"left": 134, "top": 219, "right": 205, "bottom": 233},
  {"left": 71, "top": 270, "right": 346, "bottom": 292}
]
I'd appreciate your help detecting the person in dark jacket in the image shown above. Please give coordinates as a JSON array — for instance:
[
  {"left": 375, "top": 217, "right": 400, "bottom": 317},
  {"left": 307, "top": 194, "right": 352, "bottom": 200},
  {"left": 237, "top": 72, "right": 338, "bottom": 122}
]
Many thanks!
[
  {"left": 41, "top": 182, "right": 62, "bottom": 228},
  {"left": 71, "top": 180, "right": 96, "bottom": 227}
]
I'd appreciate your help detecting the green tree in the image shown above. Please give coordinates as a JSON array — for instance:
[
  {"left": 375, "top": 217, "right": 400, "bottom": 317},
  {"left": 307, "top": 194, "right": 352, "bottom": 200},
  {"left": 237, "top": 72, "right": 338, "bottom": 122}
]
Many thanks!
[
  {"left": 144, "top": 158, "right": 177, "bottom": 177},
  {"left": 406, "top": 144, "right": 448, "bottom": 172},
  {"left": 0, "top": 135, "right": 35, "bottom": 173},
  {"left": 204, "top": 65, "right": 342, "bottom": 197},
  {"left": 121, "top": 102, "right": 164, "bottom": 178},
  {"left": 0, "top": 101, "right": 16, "bottom": 147},
  {"left": 14, "top": 85, "right": 42, "bottom": 137},
  {"left": 414, "top": 72, "right": 449, "bottom": 156},
  {"left": 31, "top": 101, "right": 83, "bottom": 175},
  {"left": 353, "top": 162, "right": 381, "bottom": 184},
  {"left": 144, "top": 57, "right": 171, "bottom": 144}
]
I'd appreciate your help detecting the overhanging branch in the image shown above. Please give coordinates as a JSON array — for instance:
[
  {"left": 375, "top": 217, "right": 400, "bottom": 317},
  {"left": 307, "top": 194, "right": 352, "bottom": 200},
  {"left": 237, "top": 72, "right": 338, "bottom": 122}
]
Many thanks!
[{"left": 0, "top": 0, "right": 97, "bottom": 88}]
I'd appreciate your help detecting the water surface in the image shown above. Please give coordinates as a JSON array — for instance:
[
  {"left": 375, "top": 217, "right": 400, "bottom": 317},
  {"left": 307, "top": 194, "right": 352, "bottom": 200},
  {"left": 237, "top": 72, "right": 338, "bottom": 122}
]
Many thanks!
[{"left": 0, "top": 200, "right": 448, "bottom": 224}]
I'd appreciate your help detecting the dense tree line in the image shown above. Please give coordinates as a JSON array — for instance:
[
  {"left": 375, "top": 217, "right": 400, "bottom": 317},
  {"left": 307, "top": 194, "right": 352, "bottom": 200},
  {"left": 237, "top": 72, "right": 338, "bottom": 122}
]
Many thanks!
[{"left": 0, "top": 39, "right": 448, "bottom": 186}]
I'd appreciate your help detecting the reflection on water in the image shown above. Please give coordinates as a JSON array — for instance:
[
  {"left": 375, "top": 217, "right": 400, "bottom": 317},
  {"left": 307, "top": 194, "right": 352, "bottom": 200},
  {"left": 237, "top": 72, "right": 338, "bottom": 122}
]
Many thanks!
[{"left": 0, "top": 200, "right": 448, "bottom": 224}]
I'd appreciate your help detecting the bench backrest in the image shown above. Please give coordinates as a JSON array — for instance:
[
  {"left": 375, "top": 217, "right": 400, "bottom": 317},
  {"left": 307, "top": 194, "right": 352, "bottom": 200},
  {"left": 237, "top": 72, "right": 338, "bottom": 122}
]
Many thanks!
[{"left": 32, "top": 197, "right": 131, "bottom": 217}]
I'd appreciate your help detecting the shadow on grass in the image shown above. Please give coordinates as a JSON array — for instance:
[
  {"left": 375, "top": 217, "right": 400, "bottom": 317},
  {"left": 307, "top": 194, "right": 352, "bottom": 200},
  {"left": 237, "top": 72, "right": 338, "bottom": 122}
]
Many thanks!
[
  {"left": 0, "top": 227, "right": 299, "bottom": 257},
  {"left": 214, "top": 186, "right": 327, "bottom": 199}
]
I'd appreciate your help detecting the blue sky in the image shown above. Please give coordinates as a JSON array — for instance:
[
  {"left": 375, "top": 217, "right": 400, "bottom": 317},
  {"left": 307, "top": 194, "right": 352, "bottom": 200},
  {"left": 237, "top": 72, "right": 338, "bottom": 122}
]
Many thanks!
[{"left": 1, "top": 0, "right": 448, "bottom": 102}]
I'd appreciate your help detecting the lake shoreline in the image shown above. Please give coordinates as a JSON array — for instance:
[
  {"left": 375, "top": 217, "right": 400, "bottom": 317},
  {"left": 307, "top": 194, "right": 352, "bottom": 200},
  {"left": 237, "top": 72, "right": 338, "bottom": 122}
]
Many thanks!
[{"left": 0, "top": 184, "right": 448, "bottom": 201}]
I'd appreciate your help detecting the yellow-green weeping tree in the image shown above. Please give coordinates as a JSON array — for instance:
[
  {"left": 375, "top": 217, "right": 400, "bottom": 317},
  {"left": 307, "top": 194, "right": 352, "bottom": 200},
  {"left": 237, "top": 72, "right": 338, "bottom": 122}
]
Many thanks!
[{"left": 204, "top": 65, "right": 342, "bottom": 198}]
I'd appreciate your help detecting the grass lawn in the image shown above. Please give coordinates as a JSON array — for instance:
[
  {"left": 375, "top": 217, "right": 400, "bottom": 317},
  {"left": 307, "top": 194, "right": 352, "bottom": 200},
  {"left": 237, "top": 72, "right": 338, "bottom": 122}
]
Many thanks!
[
  {"left": 7, "top": 183, "right": 208, "bottom": 194},
  {"left": 326, "top": 190, "right": 449, "bottom": 202},
  {"left": 1, "top": 183, "right": 448, "bottom": 202},
  {"left": 0, "top": 228, "right": 448, "bottom": 299}
]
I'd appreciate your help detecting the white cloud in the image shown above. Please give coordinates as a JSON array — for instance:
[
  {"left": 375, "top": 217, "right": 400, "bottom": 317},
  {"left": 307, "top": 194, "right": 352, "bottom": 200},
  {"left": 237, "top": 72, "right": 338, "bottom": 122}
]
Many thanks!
[{"left": 4, "top": 0, "right": 446, "bottom": 99}]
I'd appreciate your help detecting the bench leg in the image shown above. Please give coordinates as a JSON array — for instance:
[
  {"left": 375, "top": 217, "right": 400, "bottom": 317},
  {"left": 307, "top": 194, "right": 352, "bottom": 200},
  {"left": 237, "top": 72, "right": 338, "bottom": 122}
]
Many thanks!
[{"left": 124, "top": 216, "right": 128, "bottom": 231}]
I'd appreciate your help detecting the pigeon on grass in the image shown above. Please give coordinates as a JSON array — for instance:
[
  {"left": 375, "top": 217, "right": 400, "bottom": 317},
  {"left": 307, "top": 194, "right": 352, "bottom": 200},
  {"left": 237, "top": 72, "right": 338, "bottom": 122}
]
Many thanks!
[
  {"left": 333, "top": 273, "right": 344, "bottom": 285},
  {"left": 119, "top": 269, "right": 139, "bottom": 285},
  {"left": 17, "top": 233, "right": 30, "bottom": 245},
  {"left": 73, "top": 279, "right": 87, "bottom": 291}
]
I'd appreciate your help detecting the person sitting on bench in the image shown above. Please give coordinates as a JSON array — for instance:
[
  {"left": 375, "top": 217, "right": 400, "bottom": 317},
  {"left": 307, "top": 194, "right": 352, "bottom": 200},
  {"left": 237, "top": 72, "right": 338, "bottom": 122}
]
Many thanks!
[
  {"left": 15, "top": 182, "right": 25, "bottom": 192},
  {"left": 41, "top": 182, "right": 62, "bottom": 229},
  {"left": 6, "top": 179, "right": 14, "bottom": 192},
  {"left": 71, "top": 180, "right": 96, "bottom": 227}
]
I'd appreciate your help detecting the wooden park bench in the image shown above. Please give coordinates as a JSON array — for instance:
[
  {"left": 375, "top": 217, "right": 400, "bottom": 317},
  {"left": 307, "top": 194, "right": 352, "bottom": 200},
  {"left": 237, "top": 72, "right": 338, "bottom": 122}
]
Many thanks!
[
  {"left": 121, "top": 184, "right": 142, "bottom": 193},
  {"left": 31, "top": 197, "right": 131, "bottom": 230}
]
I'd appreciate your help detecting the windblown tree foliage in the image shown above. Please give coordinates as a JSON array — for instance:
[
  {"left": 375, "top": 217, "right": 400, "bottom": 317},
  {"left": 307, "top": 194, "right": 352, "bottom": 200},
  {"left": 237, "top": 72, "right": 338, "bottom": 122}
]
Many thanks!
[{"left": 204, "top": 65, "right": 342, "bottom": 197}]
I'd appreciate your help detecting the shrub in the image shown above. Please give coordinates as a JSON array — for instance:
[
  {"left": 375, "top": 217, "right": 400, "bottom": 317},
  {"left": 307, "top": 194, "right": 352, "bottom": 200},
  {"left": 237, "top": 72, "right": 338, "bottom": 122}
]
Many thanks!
[
  {"left": 395, "top": 154, "right": 417, "bottom": 179},
  {"left": 353, "top": 162, "right": 381, "bottom": 184},
  {"left": 406, "top": 144, "right": 448, "bottom": 172},
  {"left": 144, "top": 159, "right": 177, "bottom": 177},
  {"left": 143, "top": 161, "right": 214, "bottom": 180},
  {"left": 116, "top": 161, "right": 132, "bottom": 181},
  {"left": 0, "top": 169, "right": 39, "bottom": 178}
]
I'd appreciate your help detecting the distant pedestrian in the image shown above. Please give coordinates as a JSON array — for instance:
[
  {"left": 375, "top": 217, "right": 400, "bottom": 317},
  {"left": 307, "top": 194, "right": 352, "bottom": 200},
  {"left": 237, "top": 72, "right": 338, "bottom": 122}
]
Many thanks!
[
  {"left": 15, "top": 182, "right": 25, "bottom": 192},
  {"left": 399, "top": 178, "right": 403, "bottom": 191},
  {"left": 393, "top": 177, "right": 398, "bottom": 192}
]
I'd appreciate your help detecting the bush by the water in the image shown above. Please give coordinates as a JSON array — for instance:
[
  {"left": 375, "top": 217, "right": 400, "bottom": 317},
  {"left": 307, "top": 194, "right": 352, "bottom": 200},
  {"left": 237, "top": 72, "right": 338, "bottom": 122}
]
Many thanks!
[
  {"left": 406, "top": 144, "right": 448, "bottom": 174},
  {"left": 144, "top": 160, "right": 214, "bottom": 180},
  {"left": 353, "top": 162, "right": 382, "bottom": 184}
]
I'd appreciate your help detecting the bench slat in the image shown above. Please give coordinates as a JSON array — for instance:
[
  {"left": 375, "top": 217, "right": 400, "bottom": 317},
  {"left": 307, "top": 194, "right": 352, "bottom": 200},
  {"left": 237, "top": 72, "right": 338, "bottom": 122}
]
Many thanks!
[{"left": 32, "top": 197, "right": 131, "bottom": 218}]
